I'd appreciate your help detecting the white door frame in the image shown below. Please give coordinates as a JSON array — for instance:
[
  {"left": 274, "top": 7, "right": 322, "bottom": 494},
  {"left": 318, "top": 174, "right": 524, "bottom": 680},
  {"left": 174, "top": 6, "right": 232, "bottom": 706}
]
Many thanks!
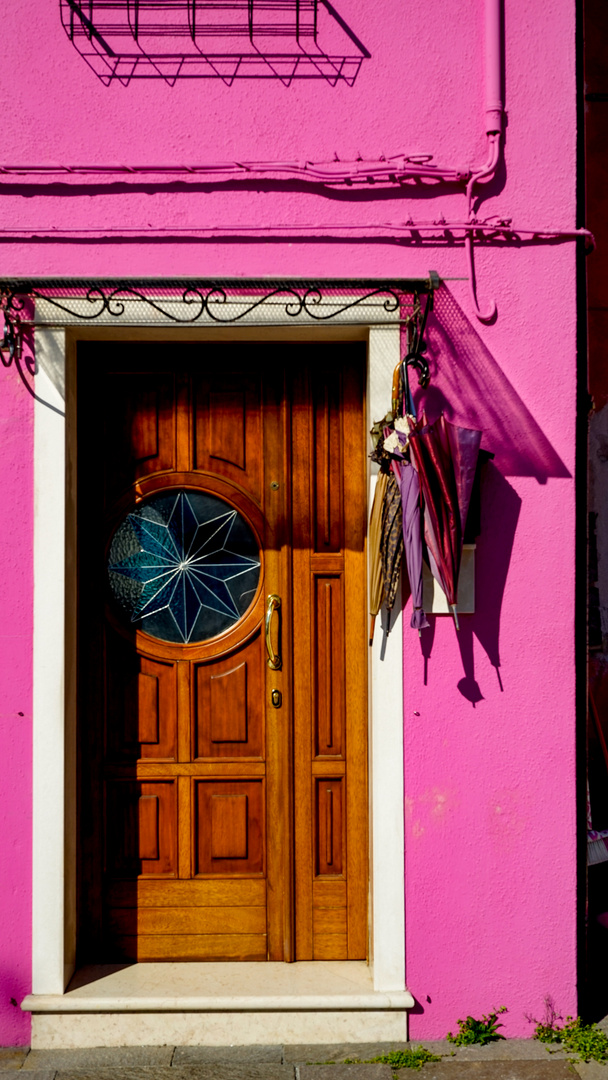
[{"left": 31, "top": 315, "right": 406, "bottom": 995}]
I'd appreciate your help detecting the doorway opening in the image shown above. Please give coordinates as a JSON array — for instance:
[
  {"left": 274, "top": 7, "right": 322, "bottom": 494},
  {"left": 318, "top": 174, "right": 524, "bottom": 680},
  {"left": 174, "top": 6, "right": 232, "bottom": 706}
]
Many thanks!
[{"left": 76, "top": 339, "right": 368, "bottom": 964}]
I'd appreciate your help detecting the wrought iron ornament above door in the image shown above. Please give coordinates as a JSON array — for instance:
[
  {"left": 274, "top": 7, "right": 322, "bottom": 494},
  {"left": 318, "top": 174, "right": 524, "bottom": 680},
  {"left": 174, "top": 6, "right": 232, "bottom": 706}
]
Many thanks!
[
  {"left": 60, "top": 0, "right": 370, "bottom": 86},
  {"left": 0, "top": 275, "right": 439, "bottom": 416}
]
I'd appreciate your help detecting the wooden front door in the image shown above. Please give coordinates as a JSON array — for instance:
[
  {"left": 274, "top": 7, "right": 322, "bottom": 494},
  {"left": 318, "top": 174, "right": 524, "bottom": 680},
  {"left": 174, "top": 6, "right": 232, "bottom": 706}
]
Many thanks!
[{"left": 77, "top": 340, "right": 367, "bottom": 963}]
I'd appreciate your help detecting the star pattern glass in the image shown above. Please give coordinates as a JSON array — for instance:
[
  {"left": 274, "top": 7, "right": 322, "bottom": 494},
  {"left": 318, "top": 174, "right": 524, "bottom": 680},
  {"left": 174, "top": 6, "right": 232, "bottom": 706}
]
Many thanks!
[{"left": 107, "top": 491, "right": 261, "bottom": 643}]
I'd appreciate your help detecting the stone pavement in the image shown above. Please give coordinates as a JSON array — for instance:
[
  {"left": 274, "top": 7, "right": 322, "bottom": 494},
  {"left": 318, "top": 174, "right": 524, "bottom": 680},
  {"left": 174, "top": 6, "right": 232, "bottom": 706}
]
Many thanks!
[{"left": 0, "top": 1040, "right": 605, "bottom": 1080}]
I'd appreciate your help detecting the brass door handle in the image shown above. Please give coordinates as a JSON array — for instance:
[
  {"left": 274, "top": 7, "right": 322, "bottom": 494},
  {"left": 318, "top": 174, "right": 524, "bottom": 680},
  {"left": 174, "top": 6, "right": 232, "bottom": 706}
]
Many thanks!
[{"left": 265, "top": 594, "right": 282, "bottom": 670}]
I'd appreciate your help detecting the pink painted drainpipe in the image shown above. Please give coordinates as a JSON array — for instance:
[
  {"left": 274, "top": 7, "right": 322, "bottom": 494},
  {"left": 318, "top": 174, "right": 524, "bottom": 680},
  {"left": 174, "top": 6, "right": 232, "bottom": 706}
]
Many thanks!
[{"left": 465, "top": 0, "right": 504, "bottom": 321}]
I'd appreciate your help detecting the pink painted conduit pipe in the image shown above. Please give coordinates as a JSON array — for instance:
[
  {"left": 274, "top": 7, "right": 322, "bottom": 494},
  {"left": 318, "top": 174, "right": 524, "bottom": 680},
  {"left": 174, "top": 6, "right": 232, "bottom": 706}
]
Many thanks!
[
  {"left": 485, "top": 0, "right": 504, "bottom": 137},
  {"left": 0, "top": 0, "right": 590, "bottom": 320},
  {"left": 464, "top": 0, "right": 504, "bottom": 321}
]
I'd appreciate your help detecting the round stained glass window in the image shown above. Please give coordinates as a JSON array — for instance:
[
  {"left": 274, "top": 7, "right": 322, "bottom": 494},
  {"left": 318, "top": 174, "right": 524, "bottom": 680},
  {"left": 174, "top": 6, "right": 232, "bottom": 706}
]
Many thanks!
[{"left": 107, "top": 490, "right": 261, "bottom": 644}]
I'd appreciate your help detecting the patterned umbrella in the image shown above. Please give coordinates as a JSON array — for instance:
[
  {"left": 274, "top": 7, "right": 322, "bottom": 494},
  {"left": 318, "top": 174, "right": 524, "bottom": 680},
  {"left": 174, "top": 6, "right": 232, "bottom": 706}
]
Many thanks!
[
  {"left": 368, "top": 471, "right": 388, "bottom": 645},
  {"left": 408, "top": 414, "right": 481, "bottom": 628},
  {"left": 380, "top": 469, "right": 404, "bottom": 620}
]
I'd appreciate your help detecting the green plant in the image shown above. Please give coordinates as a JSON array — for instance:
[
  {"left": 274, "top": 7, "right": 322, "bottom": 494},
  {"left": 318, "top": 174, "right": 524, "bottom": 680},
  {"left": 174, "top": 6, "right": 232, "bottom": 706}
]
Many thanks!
[
  {"left": 343, "top": 1047, "right": 442, "bottom": 1071},
  {"left": 528, "top": 995, "right": 563, "bottom": 1043},
  {"left": 527, "top": 997, "right": 608, "bottom": 1064},
  {"left": 447, "top": 1007, "right": 507, "bottom": 1046}
]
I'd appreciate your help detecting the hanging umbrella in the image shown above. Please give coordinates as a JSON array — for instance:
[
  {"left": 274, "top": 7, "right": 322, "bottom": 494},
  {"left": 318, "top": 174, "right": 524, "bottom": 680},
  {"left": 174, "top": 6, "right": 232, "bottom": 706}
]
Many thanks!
[
  {"left": 380, "top": 468, "right": 404, "bottom": 621},
  {"left": 408, "top": 414, "right": 482, "bottom": 628},
  {"left": 399, "top": 460, "right": 429, "bottom": 633},
  {"left": 368, "top": 470, "right": 388, "bottom": 645}
]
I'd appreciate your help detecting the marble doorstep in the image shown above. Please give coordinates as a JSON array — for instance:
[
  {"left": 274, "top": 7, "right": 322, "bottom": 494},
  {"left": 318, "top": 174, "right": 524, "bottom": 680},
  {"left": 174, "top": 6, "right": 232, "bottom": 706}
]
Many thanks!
[
  {"left": 29, "top": 1010, "right": 408, "bottom": 1049},
  {"left": 23, "top": 962, "right": 413, "bottom": 1014},
  {"left": 23, "top": 963, "right": 412, "bottom": 1049}
]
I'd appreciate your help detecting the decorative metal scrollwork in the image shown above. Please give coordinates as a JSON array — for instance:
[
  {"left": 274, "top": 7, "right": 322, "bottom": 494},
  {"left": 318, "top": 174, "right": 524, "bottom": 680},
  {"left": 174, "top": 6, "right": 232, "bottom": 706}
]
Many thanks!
[
  {"left": 0, "top": 276, "right": 439, "bottom": 415},
  {"left": 12, "top": 283, "right": 406, "bottom": 326},
  {"left": 1, "top": 286, "right": 65, "bottom": 417}
]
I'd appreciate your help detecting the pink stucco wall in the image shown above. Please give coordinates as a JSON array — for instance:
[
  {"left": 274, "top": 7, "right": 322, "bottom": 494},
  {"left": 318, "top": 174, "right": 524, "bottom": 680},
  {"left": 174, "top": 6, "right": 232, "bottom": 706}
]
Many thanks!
[
  {"left": 0, "top": 372, "right": 33, "bottom": 1046},
  {"left": 0, "top": 0, "right": 578, "bottom": 1045},
  {"left": 404, "top": 279, "right": 577, "bottom": 1038}
]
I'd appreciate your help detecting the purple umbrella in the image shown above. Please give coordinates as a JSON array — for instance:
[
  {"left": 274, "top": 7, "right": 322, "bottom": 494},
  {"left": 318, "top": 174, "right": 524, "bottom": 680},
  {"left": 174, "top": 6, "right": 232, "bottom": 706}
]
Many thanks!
[
  {"left": 409, "top": 414, "right": 482, "bottom": 628},
  {"left": 398, "top": 460, "right": 429, "bottom": 633}
]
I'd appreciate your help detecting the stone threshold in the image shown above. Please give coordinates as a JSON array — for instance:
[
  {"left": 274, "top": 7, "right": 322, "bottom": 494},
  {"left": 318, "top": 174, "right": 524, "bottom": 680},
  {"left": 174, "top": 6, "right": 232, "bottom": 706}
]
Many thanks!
[
  {"left": 22, "top": 961, "right": 414, "bottom": 1014},
  {"left": 22, "top": 963, "right": 414, "bottom": 1047}
]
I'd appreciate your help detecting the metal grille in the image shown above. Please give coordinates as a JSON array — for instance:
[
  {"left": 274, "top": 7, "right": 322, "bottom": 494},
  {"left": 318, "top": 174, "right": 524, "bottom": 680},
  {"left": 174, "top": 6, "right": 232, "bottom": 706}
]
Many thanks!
[
  {"left": 0, "top": 277, "right": 438, "bottom": 416},
  {"left": 60, "top": 0, "right": 370, "bottom": 85},
  {"left": 1, "top": 277, "right": 438, "bottom": 329}
]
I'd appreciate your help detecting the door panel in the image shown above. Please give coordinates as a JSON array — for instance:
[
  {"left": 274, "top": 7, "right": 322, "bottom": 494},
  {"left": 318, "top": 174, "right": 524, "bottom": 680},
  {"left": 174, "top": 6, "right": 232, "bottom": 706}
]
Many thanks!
[
  {"left": 105, "top": 780, "right": 177, "bottom": 877},
  {"left": 103, "top": 372, "right": 177, "bottom": 505},
  {"left": 312, "top": 365, "right": 344, "bottom": 553},
  {"left": 194, "top": 634, "right": 264, "bottom": 758},
  {"left": 77, "top": 341, "right": 367, "bottom": 964},
  {"left": 313, "top": 575, "right": 345, "bottom": 757},
  {"left": 194, "top": 371, "right": 263, "bottom": 504},
  {"left": 106, "top": 635, "right": 178, "bottom": 761},
  {"left": 196, "top": 780, "right": 265, "bottom": 875}
]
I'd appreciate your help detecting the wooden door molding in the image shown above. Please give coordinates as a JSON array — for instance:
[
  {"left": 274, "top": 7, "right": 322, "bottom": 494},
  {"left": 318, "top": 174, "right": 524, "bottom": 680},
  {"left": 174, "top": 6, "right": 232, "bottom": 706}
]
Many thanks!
[
  {"left": 291, "top": 353, "right": 368, "bottom": 960},
  {"left": 33, "top": 323, "right": 406, "bottom": 998},
  {"left": 77, "top": 342, "right": 368, "bottom": 965}
]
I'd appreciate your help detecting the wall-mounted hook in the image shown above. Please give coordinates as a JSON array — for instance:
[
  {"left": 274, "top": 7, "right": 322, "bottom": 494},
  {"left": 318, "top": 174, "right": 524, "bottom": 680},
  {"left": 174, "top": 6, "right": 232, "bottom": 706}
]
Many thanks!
[
  {"left": 465, "top": 131, "right": 500, "bottom": 323},
  {"left": 465, "top": 231, "right": 497, "bottom": 323}
]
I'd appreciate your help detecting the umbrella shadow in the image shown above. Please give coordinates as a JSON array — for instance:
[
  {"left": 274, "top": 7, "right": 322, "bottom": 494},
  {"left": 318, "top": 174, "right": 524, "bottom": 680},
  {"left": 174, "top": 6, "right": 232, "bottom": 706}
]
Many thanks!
[
  {"left": 418, "top": 464, "right": 521, "bottom": 700},
  {"left": 408, "top": 285, "right": 557, "bottom": 696},
  {"left": 412, "top": 286, "right": 570, "bottom": 483},
  {"left": 419, "top": 613, "right": 435, "bottom": 686},
  {"left": 455, "top": 621, "right": 484, "bottom": 706},
  {"left": 472, "top": 465, "right": 522, "bottom": 688}
]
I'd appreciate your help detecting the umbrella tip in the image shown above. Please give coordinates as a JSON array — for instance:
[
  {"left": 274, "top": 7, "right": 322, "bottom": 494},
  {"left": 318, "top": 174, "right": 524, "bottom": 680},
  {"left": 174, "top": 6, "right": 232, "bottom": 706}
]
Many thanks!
[{"left": 450, "top": 604, "right": 460, "bottom": 631}]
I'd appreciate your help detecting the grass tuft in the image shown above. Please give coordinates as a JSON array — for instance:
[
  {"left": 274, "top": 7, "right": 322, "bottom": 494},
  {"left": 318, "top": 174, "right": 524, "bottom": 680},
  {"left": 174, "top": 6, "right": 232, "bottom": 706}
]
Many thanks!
[
  {"left": 447, "top": 1007, "right": 507, "bottom": 1046},
  {"left": 342, "top": 1046, "right": 442, "bottom": 1070}
]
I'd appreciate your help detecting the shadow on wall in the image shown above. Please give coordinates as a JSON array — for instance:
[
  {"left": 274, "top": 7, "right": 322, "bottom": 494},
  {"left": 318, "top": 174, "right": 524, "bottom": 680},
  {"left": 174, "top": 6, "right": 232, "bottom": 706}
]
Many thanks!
[
  {"left": 461, "top": 464, "right": 521, "bottom": 699},
  {"left": 411, "top": 287, "right": 566, "bottom": 700},
  {"left": 413, "top": 286, "right": 570, "bottom": 484},
  {"left": 0, "top": 964, "right": 31, "bottom": 1043},
  {"left": 417, "top": 466, "right": 521, "bottom": 699}
]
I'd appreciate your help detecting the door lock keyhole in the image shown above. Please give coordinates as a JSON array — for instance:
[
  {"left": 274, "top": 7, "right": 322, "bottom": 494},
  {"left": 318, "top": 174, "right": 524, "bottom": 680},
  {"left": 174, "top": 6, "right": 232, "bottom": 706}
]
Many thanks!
[{"left": 271, "top": 689, "right": 282, "bottom": 708}]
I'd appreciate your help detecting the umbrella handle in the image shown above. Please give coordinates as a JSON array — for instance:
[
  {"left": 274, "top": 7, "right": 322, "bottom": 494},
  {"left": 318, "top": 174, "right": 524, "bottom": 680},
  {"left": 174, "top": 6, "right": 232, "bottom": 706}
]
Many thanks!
[{"left": 391, "top": 361, "right": 401, "bottom": 415}]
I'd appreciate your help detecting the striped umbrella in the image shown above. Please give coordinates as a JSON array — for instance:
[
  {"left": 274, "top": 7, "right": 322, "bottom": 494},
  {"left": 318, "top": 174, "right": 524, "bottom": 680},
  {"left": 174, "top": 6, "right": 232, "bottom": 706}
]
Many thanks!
[
  {"left": 380, "top": 469, "right": 404, "bottom": 619},
  {"left": 368, "top": 471, "right": 388, "bottom": 645}
]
